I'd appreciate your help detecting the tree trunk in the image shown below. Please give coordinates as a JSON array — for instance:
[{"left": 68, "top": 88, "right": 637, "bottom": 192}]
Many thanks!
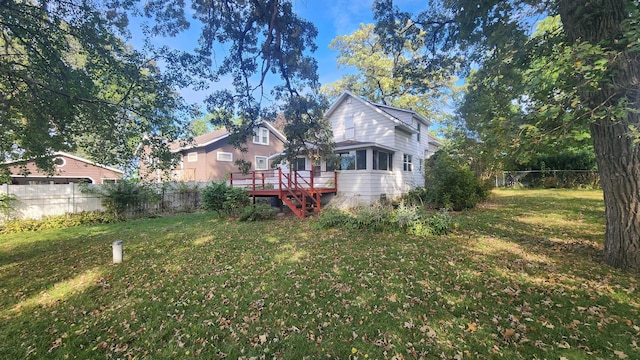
[{"left": 558, "top": 0, "right": 640, "bottom": 272}]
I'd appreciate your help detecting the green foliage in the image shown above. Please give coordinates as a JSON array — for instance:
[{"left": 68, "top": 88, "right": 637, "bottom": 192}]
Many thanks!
[
  {"left": 353, "top": 203, "right": 391, "bottom": 231},
  {"left": 426, "top": 209, "right": 454, "bottom": 235},
  {"left": 321, "top": 23, "right": 452, "bottom": 119},
  {"left": 424, "top": 151, "right": 490, "bottom": 211},
  {"left": 82, "top": 181, "right": 160, "bottom": 218},
  {"left": 200, "top": 182, "right": 250, "bottom": 216},
  {"left": 312, "top": 209, "right": 355, "bottom": 229},
  {"left": 0, "top": 0, "right": 192, "bottom": 174},
  {"left": 238, "top": 204, "right": 276, "bottom": 222},
  {"left": 392, "top": 203, "right": 421, "bottom": 229},
  {"left": 0, "top": 211, "right": 119, "bottom": 234},
  {"left": 314, "top": 203, "right": 453, "bottom": 236}
]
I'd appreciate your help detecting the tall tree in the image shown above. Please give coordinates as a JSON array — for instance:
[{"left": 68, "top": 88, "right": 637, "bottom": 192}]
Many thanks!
[
  {"left": 186, "top": 0, "right": 334, "bottom": 165},
  {"left": 374, "top": 0, "right": 640, "bottom": 272},
  {"left": 322, "top": 23, "right": 453, "bottom": 119},
  {"left": 0, "top": 0, "right": 194, "bottom": 178}
]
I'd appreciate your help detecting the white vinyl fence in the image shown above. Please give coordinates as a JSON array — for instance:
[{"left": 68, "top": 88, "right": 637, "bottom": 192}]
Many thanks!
[{"left": 0, "top": 182, "right": 204, "bottom": 222}]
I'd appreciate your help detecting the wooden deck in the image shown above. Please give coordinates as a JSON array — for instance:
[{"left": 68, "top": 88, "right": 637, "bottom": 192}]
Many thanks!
[{"left": 229, "top": 169, "right": 337, "bottom": 219}]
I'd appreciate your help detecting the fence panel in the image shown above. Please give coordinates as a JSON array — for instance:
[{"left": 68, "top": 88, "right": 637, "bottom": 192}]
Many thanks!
[{"left": 0, "top": 182, "right": 207, "bottom": 222}]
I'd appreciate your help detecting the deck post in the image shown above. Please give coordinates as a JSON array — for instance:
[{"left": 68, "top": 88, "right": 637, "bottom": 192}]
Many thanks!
[
  {"left": 252, "top": 171, "right": 256, "bottom": 191},
  {"left": 229, "top": 172, "right": 233, "bottom": 187},
  {"left": 334, "top": 171, "right": 338, "bottom": 193}
]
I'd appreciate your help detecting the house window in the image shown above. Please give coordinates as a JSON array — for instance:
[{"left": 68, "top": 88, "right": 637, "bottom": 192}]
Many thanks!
[
  {"left": 403, "top": 154, "right": 413, "bottom": 172},
  {"left": 326, "top": 158, "right": 336, "bottom": 171},
  {"left": 255, "top": 156, "right": 268, "bottom": 170},
  {"left": 356, "top": 150, "right": 366, "bottom": 170},
  {"left": 373, "top": 150, "right": 392, "bottom": 171},
  {"left": 187, "top": 152, "right": 198, "bottom": 162},
  {"left": 337, "top": 150, "right": 366, "bottom": 170},
  {"left": 217, "top": 151, "right": 233, "bottom": 162},
  {"left": 253, "top": 127, "right": 269, "bottom": 145},
  {"left": 417, "top": 123, "right": 421, "bottom": 142},
  {"left": 292, "top": 157, "right": 306, "bottom": 171},
  {"left": 418, "top": 158, "right": 423, "bottom": 173},
  {"left": 102, "top": 178, "right": 119, "bottom": 184},
  {"left": 53, "top": 157, "right": 66, "bottom": 167},
  {"left": 344, "top": 115, "right": 355, "bottom": 139}
]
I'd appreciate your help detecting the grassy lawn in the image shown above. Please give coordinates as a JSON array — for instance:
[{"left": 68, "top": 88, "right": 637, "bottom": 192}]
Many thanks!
[{"left": 1, "top": 189, "right": 638, "bottom": 359}]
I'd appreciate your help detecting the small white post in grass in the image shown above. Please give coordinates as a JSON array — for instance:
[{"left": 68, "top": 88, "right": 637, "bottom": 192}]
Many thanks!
[{"left": 112, "top": 240, "right": 123, "bottom": 263}]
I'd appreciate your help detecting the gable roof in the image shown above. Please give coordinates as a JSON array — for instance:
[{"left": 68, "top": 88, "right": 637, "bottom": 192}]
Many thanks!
[
  {"left": 170, "top": 122, "right": 287, "bottom": 152},
  {"left": 324, "top": 91, "right": 431, "bottom": 132},
  {"left": 4, "top": 151, "right": 125, "bottom": 175}
]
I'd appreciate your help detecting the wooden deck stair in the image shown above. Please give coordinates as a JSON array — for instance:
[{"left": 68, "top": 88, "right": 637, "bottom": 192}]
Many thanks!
[{"left": 229, "top": 169, "right": 337, "bottom": 219}]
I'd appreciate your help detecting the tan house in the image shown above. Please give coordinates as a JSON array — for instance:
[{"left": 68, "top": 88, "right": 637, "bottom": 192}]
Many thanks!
[
  {"left": 7, "top": 152, "right": 124, "bottom": 185},
  {"left": 150, "top": 122, "right": 286, "bottom": 182}
]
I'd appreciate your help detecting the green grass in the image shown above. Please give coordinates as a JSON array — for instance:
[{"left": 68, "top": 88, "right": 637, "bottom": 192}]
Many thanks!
[{"left": 1, "top": 189, "right": 638, "bottom": 359}]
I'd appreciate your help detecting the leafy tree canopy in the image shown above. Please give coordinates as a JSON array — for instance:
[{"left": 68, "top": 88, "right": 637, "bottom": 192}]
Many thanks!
[
  {"left": 373, "top": 0, "right": 640, "bottom": 271},
  {"left": 1, "top": 0, "right": 333, "bottom": 180},
  {"left": 322, "top": 23, "right": 454, "bottom": 120},
  {"left": 0, "top": 0, "right": 198, "bottom": 178}
]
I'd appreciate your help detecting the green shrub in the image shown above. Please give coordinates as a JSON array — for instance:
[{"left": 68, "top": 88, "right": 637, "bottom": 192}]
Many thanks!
[
  {"left": 239, "top": 204, "right": 275, "bottom": 222},
  {"left": 201, "top": 182, "right": 250, "bottom": 216},
  {"left": 313, "top": 209, "right": 354, "bottom": 229},
  {"left": 354, "top": 203, "right": 392, "bottom": 231},
  {"left": 82, "top": 181, "right": 160, "bottom": 218},
  {"left": 392, "top": 203, "right": 421, "bottom": 229},
  {"left": 200, "top": 182, "right": 228, "bottom": 211},
  {"left": 424, "top": 151, "right": 489, "bottom": 211},
  {"left": 1, "top": 211, "right": 120, "bottom": 234},
  {"left": 426, "top": 209, "right": 454, "bottom": 235}
]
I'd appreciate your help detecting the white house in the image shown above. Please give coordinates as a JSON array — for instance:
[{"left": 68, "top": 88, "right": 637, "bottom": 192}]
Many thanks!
[{"left": 310, "top": 90, "right": 441, "bottom": 204}]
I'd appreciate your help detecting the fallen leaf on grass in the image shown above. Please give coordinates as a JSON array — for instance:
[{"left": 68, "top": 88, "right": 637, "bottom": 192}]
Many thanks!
[{"left": 614, "top": 350, "right": 628, "bottom": 359}]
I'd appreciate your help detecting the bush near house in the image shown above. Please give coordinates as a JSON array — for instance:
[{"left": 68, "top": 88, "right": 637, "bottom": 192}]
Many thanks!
[
  {"left": 200, "top": 181, "right": 251, "bottom": 216},
  {"left": 421, "top": 151, "right": 490, "bottom": 211}
]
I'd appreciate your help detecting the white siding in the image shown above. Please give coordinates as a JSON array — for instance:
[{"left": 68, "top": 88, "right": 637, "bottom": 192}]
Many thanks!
[
  {"left": 330, "top": 98, "right": 395, "bottom": 147},
  {"left": 324, "top": 93, "right": 437, "bottom": 205}
]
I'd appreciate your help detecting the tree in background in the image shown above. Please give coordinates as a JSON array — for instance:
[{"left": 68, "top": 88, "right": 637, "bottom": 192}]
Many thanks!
[
  {"left": 322, "top": 23, "right": 454, "bottom": 119},
  {"left": 373, "top": 0, "right": 640, "bottom": 271},
  {"left": 1, "top": 0, "right": 334, "bottom": 179},
  {"left": 0, "top": 0, "right": 196, "bottom": 179}
]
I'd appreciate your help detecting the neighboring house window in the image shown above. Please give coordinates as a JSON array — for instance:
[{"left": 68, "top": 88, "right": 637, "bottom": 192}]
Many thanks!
[
  {"left": 418, "top": 158, "right": 423, "bottom": 173},
  {"left": 292, "top": 157, "right": 306, "bottom": 171},
  {"left": 217, "top": 151, "right": 233, "bottom": 162},
  {"left": 253, "top": 127, "right": 269, "bottom": 145},
  {"left": 102, "top": 178, "right": 119, "bottom": 184},
  {"left": 337, "top": 150, "right": 366, "bottom": 170},
  {"left": 53, "top": 157, "right": 66, "bottom": 167},
  {"left": 417, "top": 123, "right": 421, "bottom": 142},
  {"left": 403, "top": 154, "right": 413, "bottom": 171},
  {"left": 373, "top": 150, "right": 392, "bottom": 171},
  {"left": 187, "top": 152, "right": 198, "bottom": 162},
  {"left": 255, "top": 156, "right": 268, "bottom": 170}
]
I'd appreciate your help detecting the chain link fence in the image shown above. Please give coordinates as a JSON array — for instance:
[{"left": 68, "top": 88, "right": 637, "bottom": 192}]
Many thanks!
[{"left": 494, "top": 170, "right": 600, "bottom": 188}]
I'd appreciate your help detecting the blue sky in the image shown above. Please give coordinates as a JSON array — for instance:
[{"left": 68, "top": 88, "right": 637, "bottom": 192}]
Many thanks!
[{"left": 131, "top": 1, "right": 426, "bottom": 107}]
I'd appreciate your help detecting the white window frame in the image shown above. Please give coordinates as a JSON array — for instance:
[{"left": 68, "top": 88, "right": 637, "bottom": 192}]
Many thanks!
[
  {"left": 255, "top": 156, "right": 268, "bottom": 170},
  {"left": 253, "top": 127, "right": 269, "bottom": 145},
  {"left": 403, "top": 154, "right": 413, "bottom": 172},
  {"left": 217, "top": 151, "right": 233, "bottom": 162},
  {"left": 187, "top": 151, "right": 198, "bottom": 162}
]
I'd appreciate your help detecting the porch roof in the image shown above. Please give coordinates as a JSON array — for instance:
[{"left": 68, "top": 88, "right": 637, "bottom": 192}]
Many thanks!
[{"left": 334, "top": 140, "right": 396, "bottom": 153}]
